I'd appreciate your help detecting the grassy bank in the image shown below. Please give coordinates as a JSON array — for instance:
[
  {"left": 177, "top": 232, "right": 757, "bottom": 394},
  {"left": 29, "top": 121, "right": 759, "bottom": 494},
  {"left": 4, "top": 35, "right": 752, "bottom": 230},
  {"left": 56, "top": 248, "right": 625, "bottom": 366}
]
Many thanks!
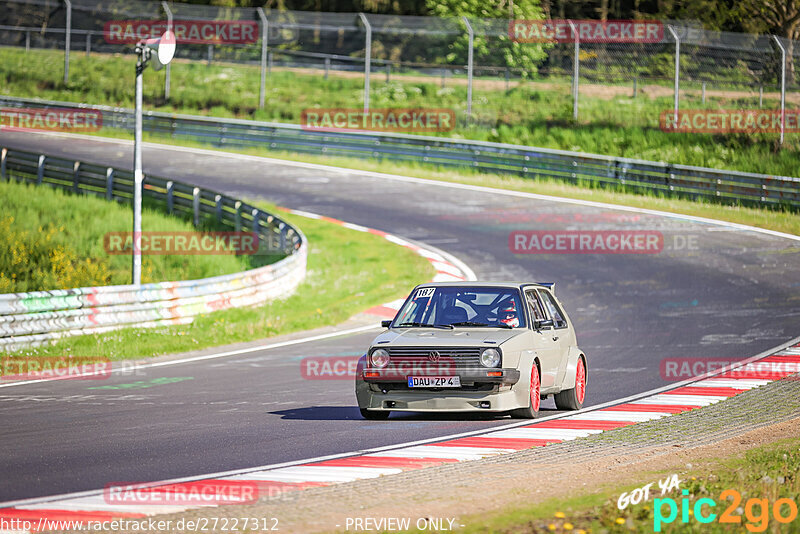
[
  {"left": 0, "top": 179, "right": 253, "bottom": 292},
  {"left": 1, "top": 203, "right": 434, "bottom": 361},
  {"left": 452, "top": 436, "right": 800, "bottom": 533},
  {"left": 2, "top": 47, "right": 799, "bottom": 176}
]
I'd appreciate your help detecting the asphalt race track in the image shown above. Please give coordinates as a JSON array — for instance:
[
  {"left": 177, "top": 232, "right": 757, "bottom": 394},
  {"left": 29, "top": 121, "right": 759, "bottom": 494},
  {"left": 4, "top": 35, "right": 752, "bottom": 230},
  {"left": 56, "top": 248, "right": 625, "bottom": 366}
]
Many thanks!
[{"left": 1, "top": 131, "right": 799, "bottom": 502}]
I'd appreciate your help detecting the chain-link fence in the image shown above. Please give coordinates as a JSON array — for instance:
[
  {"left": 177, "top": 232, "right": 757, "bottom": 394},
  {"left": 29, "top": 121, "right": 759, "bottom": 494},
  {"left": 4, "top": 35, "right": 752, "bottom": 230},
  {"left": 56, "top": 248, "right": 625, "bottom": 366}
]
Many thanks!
[{"left": 1, "top": 0, "right": 798, "bottom": 144}]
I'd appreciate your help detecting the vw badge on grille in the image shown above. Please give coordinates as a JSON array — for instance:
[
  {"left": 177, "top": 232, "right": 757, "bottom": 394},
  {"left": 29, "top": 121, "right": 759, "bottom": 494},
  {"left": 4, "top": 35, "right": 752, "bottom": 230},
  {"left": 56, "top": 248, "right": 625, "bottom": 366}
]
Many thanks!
[{"left": 428, "top": 350, "right": 440, "bottom": 362}]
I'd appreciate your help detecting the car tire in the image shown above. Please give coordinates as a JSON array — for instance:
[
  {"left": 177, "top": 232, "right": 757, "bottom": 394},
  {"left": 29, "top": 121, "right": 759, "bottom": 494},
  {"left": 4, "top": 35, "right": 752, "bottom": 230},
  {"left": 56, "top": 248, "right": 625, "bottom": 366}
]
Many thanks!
[
  {"left": 510, "top": 363, "right": 541, "bottom": 419},
  {"left": 555, "top": 356, "right": 587, "bottom": 411},
  {"left": 360, "top": 408, "right": 390, "bottom": 420}
]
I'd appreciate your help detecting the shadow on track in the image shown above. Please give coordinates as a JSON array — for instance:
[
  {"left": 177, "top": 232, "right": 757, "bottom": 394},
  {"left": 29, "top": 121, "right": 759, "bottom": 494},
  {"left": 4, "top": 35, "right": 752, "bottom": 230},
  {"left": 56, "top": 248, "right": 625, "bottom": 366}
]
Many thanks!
[{"left": 269, "top": 405, "right": 563, "bottom": 421}]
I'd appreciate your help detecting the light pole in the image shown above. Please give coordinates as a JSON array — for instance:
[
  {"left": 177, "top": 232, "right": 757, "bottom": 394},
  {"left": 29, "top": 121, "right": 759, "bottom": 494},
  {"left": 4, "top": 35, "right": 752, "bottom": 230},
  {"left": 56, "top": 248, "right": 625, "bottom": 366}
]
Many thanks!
[{"left": 132, "top": 30, "right": 175, "bottom": 285}]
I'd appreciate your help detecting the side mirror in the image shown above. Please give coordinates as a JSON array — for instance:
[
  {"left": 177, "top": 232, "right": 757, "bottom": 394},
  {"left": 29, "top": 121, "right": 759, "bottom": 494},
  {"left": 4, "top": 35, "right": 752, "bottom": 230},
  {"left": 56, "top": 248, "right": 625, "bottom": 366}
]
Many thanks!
[
  {"left": 381, "top": 320, "right": 392, "bottom": 328},
  {"left": 535, "top": 319, "right": 555, "bottom": 330}
]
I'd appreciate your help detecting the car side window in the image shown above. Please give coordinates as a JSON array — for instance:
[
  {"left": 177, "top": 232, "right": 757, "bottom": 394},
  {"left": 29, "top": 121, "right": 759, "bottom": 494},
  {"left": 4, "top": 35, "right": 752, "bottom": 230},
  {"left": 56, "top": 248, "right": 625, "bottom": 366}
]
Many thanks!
[
  {"left": 538, "top": 290, "right": 568, "bottom": 329},
  {"left": 525, "top": 290, "right": 546, "bottom": 324}
]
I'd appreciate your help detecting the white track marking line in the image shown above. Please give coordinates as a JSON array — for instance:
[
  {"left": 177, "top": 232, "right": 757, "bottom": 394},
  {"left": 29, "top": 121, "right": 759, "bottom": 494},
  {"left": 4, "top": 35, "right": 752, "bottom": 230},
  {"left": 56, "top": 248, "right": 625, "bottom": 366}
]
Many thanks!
[
  {"left": 570, "top": 411, "right": 673, "bottom": 422},
  {"left": 371, "top": 446, "right": 511, "bottom": 460},
  {"left": 636, "top": 394, "right": 730, "bottom": 405},
  {"left": 691, "top": 378, "right": 769, "bottom": 388},
  {"left": 490, "top": 428, "right": 603, "bottom": 440}
]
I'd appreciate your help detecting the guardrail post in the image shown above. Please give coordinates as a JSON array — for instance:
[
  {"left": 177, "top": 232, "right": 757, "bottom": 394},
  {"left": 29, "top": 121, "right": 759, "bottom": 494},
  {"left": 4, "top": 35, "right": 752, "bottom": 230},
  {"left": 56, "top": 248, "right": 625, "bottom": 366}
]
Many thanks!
[
  {"left": 667, "top": 25, "right": 680, "bottom": 119},
  {"left": 773, "top": 35, "right": 786, "bottom": 146},
  {"left": 25, "top": 31, "right": 30, "bottom": 51},
  {"left": 166, "top": 180, "right": 174, "bottom": 213},
  {"left": 161, "top": 1, "right": 173, "bottom": 101},
  {"left": 251, "top": 208, "right": 260, "bottom": 231},
  {"left": 37, "top": 155, "right": 46, "bottom": 184},
  {"left": 85, "top": 32, "right": 91, "bottom": 56},
  {"left": 64, "top": 0, "right": 72, "bottom": 83},
  {"left": 324, "top": 57, "right": 330, "bottom": 79},
  {"left": 192, "top": 187, "right": 200, "bottom": 227},
  {"left": 72, "top": 161, "right": 80, "bottom": 193},
  {"left": 567, "top": 20, "right": 579, "bottom": 120},
  {"left": 357, "top": 13, "right": 372, "bottom": 113},
  {"left": 234, "top": 201, "right": 242, "bottom": 231},
  {"left": 257, "top": 7, "right": 268, "bottom": 109},
  {"left": 105, "top": 168, "right": 114, "bottom": 200},
  {"left": 462, "top": 16, "right": 474, "bottom": 117},
  {"left": 0, "top": 148, "right": 7, "bottom": 180},
  {"left": 215, "top": 194, "right": 223, "bottom": 223},
  {"left": 279, "top": 222, "right": 287, "bottom": 252}
]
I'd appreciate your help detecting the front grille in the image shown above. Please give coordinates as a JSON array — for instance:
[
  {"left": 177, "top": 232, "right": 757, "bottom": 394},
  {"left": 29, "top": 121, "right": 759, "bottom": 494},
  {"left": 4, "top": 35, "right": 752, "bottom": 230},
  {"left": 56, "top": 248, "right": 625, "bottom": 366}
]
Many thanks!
[{"left": 385, "top": 347, "right": 484, "bottom": 369}]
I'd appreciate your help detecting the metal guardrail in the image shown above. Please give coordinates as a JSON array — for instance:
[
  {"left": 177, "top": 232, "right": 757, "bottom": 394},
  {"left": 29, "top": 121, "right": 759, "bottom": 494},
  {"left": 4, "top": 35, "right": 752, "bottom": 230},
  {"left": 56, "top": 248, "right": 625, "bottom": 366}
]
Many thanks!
[
  {"left": 0, "top": 145, "right": 307, "bottom": 351},
  {"left": 1, "top": 95, "right": 797, "bottom": 208}
]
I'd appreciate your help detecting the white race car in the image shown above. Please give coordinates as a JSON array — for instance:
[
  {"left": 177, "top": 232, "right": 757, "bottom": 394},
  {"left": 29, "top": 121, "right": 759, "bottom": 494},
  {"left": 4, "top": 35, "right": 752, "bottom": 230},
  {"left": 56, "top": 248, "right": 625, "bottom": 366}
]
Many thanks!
[{"left": 356, "top": 282, "right": 587, "bottom": 419}]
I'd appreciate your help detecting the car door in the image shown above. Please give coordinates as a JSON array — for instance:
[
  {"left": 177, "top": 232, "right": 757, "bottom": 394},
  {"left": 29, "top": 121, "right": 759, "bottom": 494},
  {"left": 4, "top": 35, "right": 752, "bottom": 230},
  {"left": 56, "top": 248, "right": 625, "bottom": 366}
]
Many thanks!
[
  {"left": 536, "top": 288, "right": 573, "bottom": 387},
  {"left": 524, "top": 289, "right": 560, "bottom": 389}
]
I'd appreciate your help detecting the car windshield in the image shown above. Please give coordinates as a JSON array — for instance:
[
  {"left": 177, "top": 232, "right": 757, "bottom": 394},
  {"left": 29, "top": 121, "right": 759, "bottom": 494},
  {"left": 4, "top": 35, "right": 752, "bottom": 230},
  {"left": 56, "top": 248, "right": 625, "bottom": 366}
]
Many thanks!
[{"left": 392, "top": 286, "right": 526, "bottom": 328}]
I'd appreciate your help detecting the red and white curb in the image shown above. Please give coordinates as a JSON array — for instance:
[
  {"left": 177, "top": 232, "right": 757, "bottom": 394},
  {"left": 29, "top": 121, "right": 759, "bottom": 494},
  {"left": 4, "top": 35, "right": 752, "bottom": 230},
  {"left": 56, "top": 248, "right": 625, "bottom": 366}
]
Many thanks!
[
  {"left": 2, "top": 340, "right": 798, "bottom": 530},
  {"left": 276, "top": 208, "right": 477, "bottom": 318}
]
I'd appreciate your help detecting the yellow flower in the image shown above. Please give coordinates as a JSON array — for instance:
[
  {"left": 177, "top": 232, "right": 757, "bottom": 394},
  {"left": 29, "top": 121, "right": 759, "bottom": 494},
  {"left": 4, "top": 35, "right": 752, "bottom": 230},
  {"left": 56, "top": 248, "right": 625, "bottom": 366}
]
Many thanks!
[
  {"left": 564, "top": 523, "right": 574, "bottom": 530},
  {"left": 555, "top": 512, "right": 566, "bottom": 519},
  {"left": 577, "top": 530, "right": 587, "bottom": 534},
  {"left": 615, "top": 518, "right": 626, "bottom": 525},
  {"left": 548, "top": 524, "right": 557, "bottom": 531}
]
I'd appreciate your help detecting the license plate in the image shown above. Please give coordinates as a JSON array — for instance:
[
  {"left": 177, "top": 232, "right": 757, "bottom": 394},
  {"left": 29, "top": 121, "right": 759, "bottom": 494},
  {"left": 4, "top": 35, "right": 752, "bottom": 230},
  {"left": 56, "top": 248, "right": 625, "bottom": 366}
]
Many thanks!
[{"left": 407, "top": 376, "right": 461, "bottom": 388}]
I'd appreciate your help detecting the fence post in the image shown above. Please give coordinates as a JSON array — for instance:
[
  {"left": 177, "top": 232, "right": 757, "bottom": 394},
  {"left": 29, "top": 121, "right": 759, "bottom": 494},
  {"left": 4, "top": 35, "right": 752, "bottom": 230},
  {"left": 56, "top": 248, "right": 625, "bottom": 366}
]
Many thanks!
[
  {"left": 385, "top": 62, "right": 390, "bottom": 83},
  {"left": 0, "top": 148, "right": 7, "bottom": 180},
  {"left": 442, "top": 68, "right": 447, "bottom": 88},
  {"left": 234, "top": 201, "right": 242, "bottom": 231},
  {"left": 324, "top": 56, "right": 330, "bottom": 79},
  {"left": 25, "top": 30, "right": 30, "bottom": 51},
  {"left": 72, "top": 161, "right": 80, "bottom": 193},
  {"left": 257, "top": 7, "right": 268, "bottom": 109},
  {"left": 85, "top": 32, "right": 91, "bottom": 56},
  {"left": 633, "top": 76, "right": 637, "bottom": 98},
  {"left": 667, "top": 25, "right": 680, "bottom": 120},
  {"left": 166, "top": 180, "right": 174, "bottom": 213},
  {"left": 773, "top": 35, "right": 786, "bottom": 146},
  {"left": 215, "top": 194, "right": 223, "bottom": 222},
  {"left": 161, "top": 1, "right": 173, "bottom": 101},
  {"left": 358, "top": 13, "right": 371, "bottom": 113},
  {"left": 759, "top": 85, "right": 763, "bottom": 108},
  {"left": 192, "top": 187, "right": 201, "bottom": 227},
  {"left": 63, "top": 0, "right": 72, "bottom": 83},
  {"left": 207, "top": 44, "right": 213, "bottom": 65},
  {"left": 462, "top": 16, "right": 474, "bottom": 117},
  {"left": 701, "top": 82, "right": 706, "bottom": 103},
  {"left": 568, "top": 20, "right": 579, "bottom": 120},
  {"left": 37, "top": 155, "right": 46, "bottom": 184},
  {"left": 105, "top": 168, "right": 114, "bottom": 200}
]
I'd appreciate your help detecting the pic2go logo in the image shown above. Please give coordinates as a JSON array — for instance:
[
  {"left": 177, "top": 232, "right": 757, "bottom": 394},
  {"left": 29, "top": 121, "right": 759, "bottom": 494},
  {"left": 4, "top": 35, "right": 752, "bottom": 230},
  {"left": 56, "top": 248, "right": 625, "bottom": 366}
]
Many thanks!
[{"left": 654, "top": 489, "right": 799, "bottom": 532}]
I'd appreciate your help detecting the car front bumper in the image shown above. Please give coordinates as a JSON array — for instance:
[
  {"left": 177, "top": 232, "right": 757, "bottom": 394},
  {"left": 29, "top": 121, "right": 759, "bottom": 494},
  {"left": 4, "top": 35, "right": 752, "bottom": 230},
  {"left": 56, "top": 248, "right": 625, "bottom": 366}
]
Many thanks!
[{"left": 356, "top": 368, "right": 525, "bottom": 413}]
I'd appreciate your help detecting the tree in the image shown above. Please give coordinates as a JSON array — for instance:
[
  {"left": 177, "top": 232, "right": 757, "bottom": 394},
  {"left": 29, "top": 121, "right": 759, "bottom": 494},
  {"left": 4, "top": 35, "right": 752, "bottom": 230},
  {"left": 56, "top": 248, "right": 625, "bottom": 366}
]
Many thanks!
[
  {"left": 734, "top": 0, "right": 800, "bottom": 83},
  {"left": 425, "top": 0, "right": 549, "bottom": 77}
]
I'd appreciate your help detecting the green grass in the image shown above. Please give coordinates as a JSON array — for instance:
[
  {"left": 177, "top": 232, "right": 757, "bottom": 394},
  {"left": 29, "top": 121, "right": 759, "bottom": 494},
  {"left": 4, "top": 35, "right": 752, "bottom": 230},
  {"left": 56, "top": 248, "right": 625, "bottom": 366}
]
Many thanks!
[
  {"left": 2, "top": 47, "right": 799, "bottom": 176},
  {"left": 1, "top": 202, "right": 434, "bottom": 361},
  {"left": 445, "top": 436, "right": 800, "bottom": 534},
  {"left": 0, "top": 179, "right": 253, "bottom": 292}
]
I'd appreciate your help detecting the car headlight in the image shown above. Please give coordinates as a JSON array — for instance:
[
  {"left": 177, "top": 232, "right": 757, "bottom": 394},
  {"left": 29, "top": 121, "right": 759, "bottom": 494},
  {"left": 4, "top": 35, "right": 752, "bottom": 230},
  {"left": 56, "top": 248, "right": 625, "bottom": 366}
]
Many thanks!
[
  {"left": 480, "top": 348, "right": 501, "bottom": 368},
  {"left": 370, "top": 348, "right": 390, "bottom": 368}
]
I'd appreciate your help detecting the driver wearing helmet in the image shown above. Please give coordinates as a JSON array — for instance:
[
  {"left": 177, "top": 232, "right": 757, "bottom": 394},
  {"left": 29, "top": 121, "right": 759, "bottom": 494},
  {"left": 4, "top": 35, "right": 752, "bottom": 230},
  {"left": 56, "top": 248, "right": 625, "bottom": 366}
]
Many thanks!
[{"left": 499, "top": 299, "right": 520, "bottom": 327}]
